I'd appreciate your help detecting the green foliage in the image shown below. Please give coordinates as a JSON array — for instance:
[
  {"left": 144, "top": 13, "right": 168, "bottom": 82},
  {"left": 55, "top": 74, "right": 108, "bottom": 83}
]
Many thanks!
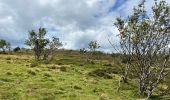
[
  {"left": 13, "top": 46, "right": 21, "bottom": 52},
  {"left": 88, "top": 40, "right": 100, "bottom": 52},
  {"left": 0, "top": 39, "right": 7, "bottom": 51},
  {"left": 80, "top": 48, "right": 87, "bottom": 54},
  {"left": 114, "top": 0, "right": 170, "bottom": 98},
  {"left": 25, "top": 27, "right": 49, "bottom": 60},
  {"left": 43, "top": 36, "right": 63, "bottom": 61},
  {"left": 27, "top": 69, "right": 36, "bottom": 75},
  {"left": 88, "top": 66, "right": 120, "bottom": 79},
  {"left": 0, "top": 39, "right": 11, "bottom": 52},
  {"left": 50, "top": 37, "right": 63, "bottom": 49},
  {"left": 0, "top": 51, "right": 169, "bottom": 99},
  {"left": 30, "top": 62, "right": 39, "bottom": 67}
]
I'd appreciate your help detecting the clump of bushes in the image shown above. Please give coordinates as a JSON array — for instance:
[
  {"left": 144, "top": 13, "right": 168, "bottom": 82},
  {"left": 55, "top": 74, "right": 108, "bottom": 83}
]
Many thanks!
[
  {"left": 88, "top": 66, "right": 122, "bottom": 79},
  {"left": 13, "top": 46, "right": 20, "bottom": 52},
  {"left": 103, "top": 63, "right": 112, "bottom": 67},
  {"left": 6, "top": 71, "right": 13, "bottom": 75},
  {"left": 27, "top": 69, "right": 36, "bottom": 75},
  {"left": 59, "top": 66, "right": 67, "bottom": 72},
  {"left": 43, "top": 72, "right": 51, "bottom": 77},
  {"left": 73, "top": 85, "right": 82, "bottom": 90},
  {"left": 88, "top": 69, "right": 112, "bottom": 79},
  {"left": 30, "top": 62, "right": 39, "bottom": 67}
]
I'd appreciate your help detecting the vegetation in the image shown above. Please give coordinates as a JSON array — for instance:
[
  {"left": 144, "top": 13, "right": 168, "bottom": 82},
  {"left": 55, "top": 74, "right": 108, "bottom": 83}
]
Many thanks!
[
  {"left": 43, "top": 37, "right": 63, "bottom": 61},
  {"left": 0, "top": 0, "right": 169, "bottom": 99},
  {"left": 0, "top": 39, "right": 11, "bottom": 52},
  {"left": 0, "top": 51, "right": 136, "bottom": 100},
  {"left": 114, "top": 0, "right": 170, "bottom": 98},
  {"left": 25, "top": 27, "right": 49, "bottom": 60},
  {"left": 88, "top": 40, "right": 100, "bottom": 53},
  {"left": 13, "top": 46, "right": 21, "bottom": 52},
  {"left": 88, "top": 40, "right": 100, "bottom": 60}
]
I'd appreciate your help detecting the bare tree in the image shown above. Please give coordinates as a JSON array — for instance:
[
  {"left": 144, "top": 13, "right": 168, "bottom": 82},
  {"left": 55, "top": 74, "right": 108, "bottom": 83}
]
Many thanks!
[{"left": 114, "top": 0, "right": 170, "bottom": 98}]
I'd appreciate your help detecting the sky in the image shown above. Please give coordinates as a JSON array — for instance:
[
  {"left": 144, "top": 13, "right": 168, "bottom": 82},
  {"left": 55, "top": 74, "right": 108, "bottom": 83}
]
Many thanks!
[{"left": 0, "top": 0, "right": 169, "bottom": 53}]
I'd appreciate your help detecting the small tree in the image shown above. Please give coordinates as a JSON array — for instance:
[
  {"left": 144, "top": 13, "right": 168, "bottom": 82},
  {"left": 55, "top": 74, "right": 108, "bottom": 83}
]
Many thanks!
[
  {"left": 25, "top": 27, "right": 49, "bottom": 60},
  {"left": 0, "top": 39, "right": 11, "bottom": 52},
  {"left": 0, "top": 39, "right": 7, "bottom": 52},
  {"left": 80, "top": 48, "right": 87, "bottom": 54},
  {"left": 43, "top": 37, "right": 63, "bottom": 61},
  {"left": 6, "top": 42, "right": 11, "bottom": 52},
  {"left": 88, "top": 40, "right": 100, "bottom": 53},
  {"left": 13, "top": 46, "right": 21, "bottom": 52},
  {"left": 88, "top": 40, "right": 100, "bottom": 60},
  {"left": 114, "top": 0, "right": 170, "bottom": 98}
]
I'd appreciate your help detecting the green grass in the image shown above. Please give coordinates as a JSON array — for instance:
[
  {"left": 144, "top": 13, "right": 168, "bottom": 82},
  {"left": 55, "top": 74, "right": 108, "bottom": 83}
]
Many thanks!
[{"left": 0, "top": 52, "right": 169, "bottom": 100}]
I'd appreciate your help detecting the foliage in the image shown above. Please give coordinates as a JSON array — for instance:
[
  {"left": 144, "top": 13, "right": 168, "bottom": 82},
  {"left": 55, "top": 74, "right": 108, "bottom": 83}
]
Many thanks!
[
  {"left": 43, "top": 36, "right": 63, "bottom": 61},
  {"left": 25, "top": 27, "right": 49, "bottom": 60},
  {"left": 80, "top": 48, "right": 87, "bottom": 54},
  {"left": 114, "top": 0, "right": 170, "bottom": 98},
  {"left": 88, "top": 40, "right": 100, "bottom": 52},
  {"left": 88, "top": 40, "right": 100, "bottom": 60},
  {"left": 0, "top": 39, "right": 11, "bottom": 52},
  {"left": 13, "top": 46, "right": 21, "bottom": 52}
]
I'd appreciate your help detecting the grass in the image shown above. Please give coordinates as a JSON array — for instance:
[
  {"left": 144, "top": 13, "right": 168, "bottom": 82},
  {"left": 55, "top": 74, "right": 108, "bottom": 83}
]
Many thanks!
[{"left": 0, "top": 51, "right": 169, "bottom": 100}]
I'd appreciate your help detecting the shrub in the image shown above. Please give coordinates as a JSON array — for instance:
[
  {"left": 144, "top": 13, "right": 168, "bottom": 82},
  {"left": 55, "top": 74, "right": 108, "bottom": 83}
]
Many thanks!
[
  {"left": 88, "top": 68, "right": 112, "bottom": 79},
  {"left": 59, "top": 66, "right": 67, "bottom": 72},
  {"left": 43, "top": 72, "right": 51, "bottom": 77},
  {"left": 6, "top": 72, "right": 13, "bottom": 75},
  {"left": 6, "top": 57, "right": 11, "bottom": 60},
  {"left": 73, "top": 85, "right": 82, "bottom": 90},
  {"left": 30, "top": 62, "right": 38, "bottom": 67},
  {"left": 13, "top": 47, "right": 20, "bottom": 52},
  {"left": 27, "top": 69, "right": 36, "bottom": 75}
]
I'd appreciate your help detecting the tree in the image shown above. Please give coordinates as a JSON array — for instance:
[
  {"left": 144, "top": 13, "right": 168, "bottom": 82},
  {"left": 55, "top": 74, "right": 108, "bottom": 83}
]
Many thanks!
[
  {"left": 0, "top": 39, "right": 7, "bottom": 52},
  {"left": 114, "top": 0, "right": 170, "bottom": 98},
  {"left": 43, "top": 37, "right": 63, "bottom": 61},
  {"left": 80, "top": 48, "right": 87, "bottom": 54},
  {"left": 6, "top": 42, "right": 11, "bottom": 52},
  {"left": 88, "top": 40, "right": 100, "bottom": 53},
  {"left": 25, "top": 27, "right": 49, "bottom": 60},
  {"left": 13, "top": 46, "right": 21, "bottom": 52},
  {"left": 0, "top": 39, "right": 11, "bottom": 52},
  {"left": 88, "top": 40, "right": 100, "bottom": 60}
]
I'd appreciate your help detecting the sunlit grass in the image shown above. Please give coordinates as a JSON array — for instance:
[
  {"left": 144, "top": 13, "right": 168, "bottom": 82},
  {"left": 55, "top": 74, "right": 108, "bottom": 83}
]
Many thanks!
[{"left": 0, "top": 53, "right": 168, "bottom": 100}]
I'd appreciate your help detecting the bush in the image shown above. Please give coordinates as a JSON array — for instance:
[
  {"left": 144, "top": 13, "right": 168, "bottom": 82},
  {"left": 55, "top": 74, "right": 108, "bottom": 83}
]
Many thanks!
[
  {"left": 88, "top": 68, "right": 112, "bottom": 79},
  {"left": 60, "top": 66, "right": 67, "bottom": 72},
  {"left": 43, "top": 72, "right": 51, "bottom": 77},
  {"left": 13, "top": 47, "right": 20, "bottom": 52},
  {"left": 73, "top": 85, "right": 82, "bottom": 90},
  {"left": 6, "top": 72, "right": 13, "bottom": 75},
  {"left": 30, "top": 62, "right": 38, "bottom": 67},
  {"left": 27, "top": 69, "right": 36, "bottom": 75},
  {"left": 6, "top": 57, "right": 11, "bottom": 60}
]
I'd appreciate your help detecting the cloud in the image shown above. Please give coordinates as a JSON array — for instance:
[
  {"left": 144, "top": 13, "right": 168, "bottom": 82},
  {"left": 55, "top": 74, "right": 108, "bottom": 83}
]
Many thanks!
[{"left": 0, "top": 0, "right": 169, "bottom": 52}]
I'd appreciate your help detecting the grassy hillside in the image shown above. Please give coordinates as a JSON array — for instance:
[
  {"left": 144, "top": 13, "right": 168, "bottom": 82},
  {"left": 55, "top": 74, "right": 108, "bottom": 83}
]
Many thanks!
[{"left": 0, "top": 51, "right": 169, "bottom": 100}]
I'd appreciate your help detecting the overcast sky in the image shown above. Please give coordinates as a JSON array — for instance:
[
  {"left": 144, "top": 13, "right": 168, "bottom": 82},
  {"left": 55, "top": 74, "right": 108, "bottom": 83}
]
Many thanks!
[{"left": 0, "top": 0, "right": 169, "bottom": 52}]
